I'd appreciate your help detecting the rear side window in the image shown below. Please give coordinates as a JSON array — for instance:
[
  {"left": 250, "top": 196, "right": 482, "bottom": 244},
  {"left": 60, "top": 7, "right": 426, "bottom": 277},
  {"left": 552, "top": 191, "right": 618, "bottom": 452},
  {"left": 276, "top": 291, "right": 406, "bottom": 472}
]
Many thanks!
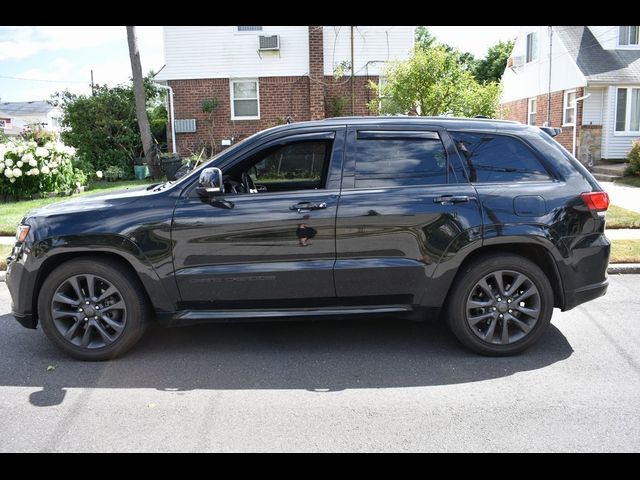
[
  {"left": 451, "top": 131, "right": 551, "bottom": 183},
  {"left": 355, "top": 130, "right": 447, "bottom": 187}
]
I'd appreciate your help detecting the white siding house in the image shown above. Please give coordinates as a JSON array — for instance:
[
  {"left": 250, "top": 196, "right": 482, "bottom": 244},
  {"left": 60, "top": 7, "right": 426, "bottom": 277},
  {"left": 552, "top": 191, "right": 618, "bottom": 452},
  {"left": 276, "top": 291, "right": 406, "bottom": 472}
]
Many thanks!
[
  {"left": 500, "top": 26, "right": 640, "bottom": 162},
  {"left": 0, "top": 101, "right": 63, "bottom": 134}
]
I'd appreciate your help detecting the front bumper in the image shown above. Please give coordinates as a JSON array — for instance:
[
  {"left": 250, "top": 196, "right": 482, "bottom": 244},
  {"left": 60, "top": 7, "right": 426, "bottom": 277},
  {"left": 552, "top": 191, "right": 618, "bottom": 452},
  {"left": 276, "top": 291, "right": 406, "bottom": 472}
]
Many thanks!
[{"left": 6, "top": 243, "right": 39, "bottom": 329}]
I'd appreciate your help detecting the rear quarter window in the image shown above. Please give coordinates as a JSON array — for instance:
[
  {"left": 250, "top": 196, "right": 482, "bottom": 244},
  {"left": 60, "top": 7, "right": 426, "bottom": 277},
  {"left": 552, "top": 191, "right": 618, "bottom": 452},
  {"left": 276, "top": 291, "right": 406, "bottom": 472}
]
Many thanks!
[
  {"left": 451, "top": 131, "right": 552, "bottom": 183},
  {"left": 354, "top": 130, "right": 448, "bottom": 187}
]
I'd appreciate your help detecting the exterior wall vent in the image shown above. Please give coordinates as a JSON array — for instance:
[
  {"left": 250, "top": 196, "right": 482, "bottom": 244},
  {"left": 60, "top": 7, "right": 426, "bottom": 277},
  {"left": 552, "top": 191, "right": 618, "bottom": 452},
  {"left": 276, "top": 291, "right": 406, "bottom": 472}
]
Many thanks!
[{"left": 175, "top": 119, "right": 196, "bottom": 133}]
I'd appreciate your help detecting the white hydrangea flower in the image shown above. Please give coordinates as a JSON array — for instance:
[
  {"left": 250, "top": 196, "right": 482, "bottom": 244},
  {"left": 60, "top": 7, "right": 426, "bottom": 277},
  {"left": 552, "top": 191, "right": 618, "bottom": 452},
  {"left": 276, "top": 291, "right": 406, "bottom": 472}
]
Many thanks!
[
  {"left": 15, "top": 145, "right": 24, "bottom": 154},
  {"left": 22, "top": 153, "right": 34, "bottom": 163},
  {"left": 41, "top": 165, "right": 50, "bottom": 174},
  {"left": 52, "top": 169, "right": 58, "bottom": 175},
  {"left": 5, "top": 168, "right": 14, "bottom": 178},
  {"left": 44, "top": 141, "right": 54, "bottom": 150},
  {"left": 0, "top": 162, "right": 4, "bottom": 170},
  {"left": 13, "top": 167, "right": 22, "bottom": 177},
  {"left": 5, "top": 158, "right": 13, "bottom": 167},
  {"left": 29, "top": 158, "right": 38, "bottom": 167},
  {"left": 9, "top": 178, "right": 16, "bottom": 183},
  {"left": 36, "top": 147, "right": 50, "bottom": 158},
  {"left": 16, "top": 161, "right": 24, "bottom": 168},
  {"left": 31, "top": 168, "right": 40, "bottom": 176},
  {"left": 96, "top": 170, "right": 103, "bottom": 179}
]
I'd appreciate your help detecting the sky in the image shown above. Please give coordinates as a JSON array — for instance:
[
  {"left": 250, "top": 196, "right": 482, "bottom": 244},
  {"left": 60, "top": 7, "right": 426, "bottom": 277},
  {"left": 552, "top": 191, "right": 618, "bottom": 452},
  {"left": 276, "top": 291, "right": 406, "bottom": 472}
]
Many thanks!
[{"left": 0, "top": 26, "right": 520, "bottom": 103}]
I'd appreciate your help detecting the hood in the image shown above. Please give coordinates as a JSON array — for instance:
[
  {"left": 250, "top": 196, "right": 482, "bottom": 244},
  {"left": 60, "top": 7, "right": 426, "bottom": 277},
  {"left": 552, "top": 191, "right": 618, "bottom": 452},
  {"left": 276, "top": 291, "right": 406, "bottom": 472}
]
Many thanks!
[{"left": 26, "top": 184, "right": 158, "bottom": 219}]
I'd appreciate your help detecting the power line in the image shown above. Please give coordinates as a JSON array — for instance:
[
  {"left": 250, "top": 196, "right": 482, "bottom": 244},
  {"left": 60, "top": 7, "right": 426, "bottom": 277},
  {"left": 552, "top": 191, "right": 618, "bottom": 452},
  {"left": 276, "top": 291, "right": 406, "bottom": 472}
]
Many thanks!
[{"left": 0, "top": 74, "right": 87, "bottom": 84}]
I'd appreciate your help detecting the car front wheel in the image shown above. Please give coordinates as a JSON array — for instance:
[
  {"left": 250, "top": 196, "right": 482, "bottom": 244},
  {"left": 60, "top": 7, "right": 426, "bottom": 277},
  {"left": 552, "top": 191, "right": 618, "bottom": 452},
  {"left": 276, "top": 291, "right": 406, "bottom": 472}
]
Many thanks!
[{"left": 38, "top": 258, "right": 148, "bottom": 361}]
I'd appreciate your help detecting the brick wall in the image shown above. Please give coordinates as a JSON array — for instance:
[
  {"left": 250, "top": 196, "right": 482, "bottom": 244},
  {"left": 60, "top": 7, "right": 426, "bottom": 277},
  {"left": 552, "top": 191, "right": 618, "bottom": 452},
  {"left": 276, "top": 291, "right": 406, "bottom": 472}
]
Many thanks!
[
  {"left": 324, "top": 75, "right": 378, "bottom": 117},
  {"left": 499, "top": 87, "right": 587, "bottom": 156}
]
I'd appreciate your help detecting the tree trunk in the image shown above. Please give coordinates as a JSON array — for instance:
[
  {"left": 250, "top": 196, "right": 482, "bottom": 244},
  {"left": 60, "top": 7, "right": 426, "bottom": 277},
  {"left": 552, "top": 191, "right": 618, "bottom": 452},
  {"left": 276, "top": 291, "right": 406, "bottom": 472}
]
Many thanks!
[{"left": 126, "top": 26, "right": 159, "bottom": 179}]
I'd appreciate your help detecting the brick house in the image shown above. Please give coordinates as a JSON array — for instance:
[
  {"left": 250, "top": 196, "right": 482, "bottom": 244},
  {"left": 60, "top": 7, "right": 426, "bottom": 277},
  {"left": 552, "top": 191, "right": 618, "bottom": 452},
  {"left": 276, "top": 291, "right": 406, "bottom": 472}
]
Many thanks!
[
  {"left": 154, "top": 26, "right": 415, "bottom": 157},
  {"left": 499, "top": 26, "right": 640, "bottom": 164}
]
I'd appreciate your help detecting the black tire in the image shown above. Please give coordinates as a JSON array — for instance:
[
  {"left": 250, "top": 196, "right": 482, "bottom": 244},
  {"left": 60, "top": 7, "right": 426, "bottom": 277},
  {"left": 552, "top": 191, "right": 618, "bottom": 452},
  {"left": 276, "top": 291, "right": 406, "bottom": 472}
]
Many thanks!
[
  {"left": 446, "top": 253, "right": 554, "bottom": 356},
  {"left": 38, "top": 258, "right": 149, "bottom": 361}
]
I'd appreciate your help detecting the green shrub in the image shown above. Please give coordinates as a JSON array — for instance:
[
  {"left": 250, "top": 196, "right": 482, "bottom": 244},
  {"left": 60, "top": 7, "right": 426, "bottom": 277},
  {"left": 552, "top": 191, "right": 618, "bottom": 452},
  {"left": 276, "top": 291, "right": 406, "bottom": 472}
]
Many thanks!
[
  {"left": 104, "top": 165, "right": 127, "bottom": 181},
  {"left": 0, "top": 138, "right": 88, "bottom": 199},
  {"left": 626, "top": 140, "right": 640, "bottom": 176}
]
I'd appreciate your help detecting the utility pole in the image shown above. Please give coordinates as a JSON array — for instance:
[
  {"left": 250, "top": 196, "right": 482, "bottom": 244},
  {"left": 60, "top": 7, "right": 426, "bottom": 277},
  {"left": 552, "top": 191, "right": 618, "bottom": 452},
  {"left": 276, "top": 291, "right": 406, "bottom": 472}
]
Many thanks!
[
  {"left": 351, "top": 26, "right": 355, "bottom": 115},
  {"left": 90, "top": 69, "right": 95, "bottom": 96},
  {"left": 547, "top": 26, "right": 552, "bottom": 126}
]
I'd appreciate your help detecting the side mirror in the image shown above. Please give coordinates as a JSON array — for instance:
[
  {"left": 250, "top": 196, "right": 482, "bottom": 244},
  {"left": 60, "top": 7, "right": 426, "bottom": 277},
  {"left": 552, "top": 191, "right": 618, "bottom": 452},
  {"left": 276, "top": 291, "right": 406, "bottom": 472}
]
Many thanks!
[{"left": 196, "top": 167, "right": 223, "bottom": 197}]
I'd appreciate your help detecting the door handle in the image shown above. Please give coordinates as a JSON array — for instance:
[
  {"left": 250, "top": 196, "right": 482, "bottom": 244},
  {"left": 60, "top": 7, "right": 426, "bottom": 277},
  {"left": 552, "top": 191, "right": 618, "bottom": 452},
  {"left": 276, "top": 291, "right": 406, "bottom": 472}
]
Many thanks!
[
  {"left": 433, "top": 195, "right": 472, "bottom": 205},
  {"left": 290, "top": 202, "right": 328, "bottom": 212}
]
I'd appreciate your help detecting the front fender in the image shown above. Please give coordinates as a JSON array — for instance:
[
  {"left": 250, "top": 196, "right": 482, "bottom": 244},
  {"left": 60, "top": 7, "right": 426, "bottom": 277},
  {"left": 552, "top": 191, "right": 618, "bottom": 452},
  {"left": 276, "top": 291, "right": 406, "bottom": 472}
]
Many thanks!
[{"left": 18, "top": 234, "right": 176, "bottom": 321}]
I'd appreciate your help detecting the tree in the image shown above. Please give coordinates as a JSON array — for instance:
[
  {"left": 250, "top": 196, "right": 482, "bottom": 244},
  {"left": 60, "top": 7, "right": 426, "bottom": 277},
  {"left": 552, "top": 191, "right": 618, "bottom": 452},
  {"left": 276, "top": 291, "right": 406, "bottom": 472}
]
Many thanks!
[
  {"left": 368, "top": 45, "right": 501, "bottom": 118},
  {"left": 126, "top": 26, "right": 160, "bottom": 179},
  {"left": 474, "top": 39, "right": 514, "bottom": 84},
  {"left": 52, "top": 79, "right": 160, "bottom": 175},
  {"left": 415, "top": 26, "right": 436, "bottom": 49}
]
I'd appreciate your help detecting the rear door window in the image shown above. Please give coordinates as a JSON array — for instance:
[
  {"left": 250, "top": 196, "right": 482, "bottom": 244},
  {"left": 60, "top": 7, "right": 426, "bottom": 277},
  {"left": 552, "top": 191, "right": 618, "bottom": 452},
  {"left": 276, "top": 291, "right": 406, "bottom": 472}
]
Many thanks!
[
  {"left": 354, "top": 130, "right": 448, "bottom": 187},
  {"left": 451, "top": 131, "right": 551, "bottom": 183}
]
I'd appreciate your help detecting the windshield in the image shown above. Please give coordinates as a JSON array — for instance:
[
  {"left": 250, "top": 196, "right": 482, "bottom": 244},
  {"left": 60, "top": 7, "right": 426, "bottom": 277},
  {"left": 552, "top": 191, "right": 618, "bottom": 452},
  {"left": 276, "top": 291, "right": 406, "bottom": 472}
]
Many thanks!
[{"left": 159, "top": 134, "right": 259, "bottom": 191}]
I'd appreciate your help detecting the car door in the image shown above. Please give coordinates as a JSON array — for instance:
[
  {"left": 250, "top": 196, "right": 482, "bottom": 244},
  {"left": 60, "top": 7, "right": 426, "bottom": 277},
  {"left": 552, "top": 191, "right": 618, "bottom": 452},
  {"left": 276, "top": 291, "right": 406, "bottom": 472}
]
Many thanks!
[
  {"left": 171, "top": 129, "right": 344, "bottom": 309},
  {"left": 334, "top": 125, "right": 483, "bottom": 307}
]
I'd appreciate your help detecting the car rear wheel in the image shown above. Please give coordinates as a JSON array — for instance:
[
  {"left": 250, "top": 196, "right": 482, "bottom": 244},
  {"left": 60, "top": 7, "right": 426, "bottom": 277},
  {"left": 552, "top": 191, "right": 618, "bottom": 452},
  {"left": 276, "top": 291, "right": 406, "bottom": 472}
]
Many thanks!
[
  {"left": 446, "top": 253, "right": 554, "bottom": 356},
  {"left": 38, "top": 258, "right": 148, "bottom": 361}
]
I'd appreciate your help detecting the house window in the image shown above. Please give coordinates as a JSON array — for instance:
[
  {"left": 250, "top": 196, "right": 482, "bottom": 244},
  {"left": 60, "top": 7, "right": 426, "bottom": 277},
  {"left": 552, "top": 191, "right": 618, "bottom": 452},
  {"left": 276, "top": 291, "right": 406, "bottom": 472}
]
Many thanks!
[
  {"left": 618, "top": 26, "right": 640, "bottom": 46},
  {"left": 563, "top": 90, "right": 576, "bottom": 126},
  {"left": 237, "top": 26, "right": 262, "bottom": 32},
  {"left": 528, "top": 98, "right": 537, "bottom": 125},
  {"left": 615, "top": 87, "right": 640, "bottom": 133},
  {"left": 230, "top": 79, "right": 260, "bottom": 120},
  {"left": 526, "top": 32, "right": 538, "bottom": 63}
]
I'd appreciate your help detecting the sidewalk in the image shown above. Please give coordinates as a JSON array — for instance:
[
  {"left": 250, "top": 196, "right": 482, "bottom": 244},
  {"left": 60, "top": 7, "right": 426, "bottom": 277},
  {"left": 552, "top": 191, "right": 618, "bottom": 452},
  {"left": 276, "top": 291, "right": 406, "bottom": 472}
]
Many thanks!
[{"left": 600, "top": 181, "right": 640, "bottom": 214}]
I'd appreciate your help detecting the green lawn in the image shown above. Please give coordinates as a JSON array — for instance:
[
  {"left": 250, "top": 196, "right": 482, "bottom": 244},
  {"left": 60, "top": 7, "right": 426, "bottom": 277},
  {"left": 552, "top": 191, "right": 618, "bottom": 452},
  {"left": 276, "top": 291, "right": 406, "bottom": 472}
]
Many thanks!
[
  {"left": 615, "top": 176, "right": 640, "bottom": 188},
  {"left": 0, "top": 180, "right": 155, "bottom": 236},
  {"left": 610, "top": 240, "right": 640, "bottom": 264},
  {"left": 0, "top": 244, "right": 10, "bottom": 270},
  {"left": 606, "top": 205, "right": 640, "bottom": 229}
]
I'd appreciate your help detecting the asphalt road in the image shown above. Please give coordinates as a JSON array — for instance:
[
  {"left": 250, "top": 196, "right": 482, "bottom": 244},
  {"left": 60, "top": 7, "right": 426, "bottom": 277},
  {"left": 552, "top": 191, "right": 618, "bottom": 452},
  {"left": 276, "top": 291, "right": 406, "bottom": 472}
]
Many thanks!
[{"left": 0, "top": 276, "right": 639, "bottom": 452}]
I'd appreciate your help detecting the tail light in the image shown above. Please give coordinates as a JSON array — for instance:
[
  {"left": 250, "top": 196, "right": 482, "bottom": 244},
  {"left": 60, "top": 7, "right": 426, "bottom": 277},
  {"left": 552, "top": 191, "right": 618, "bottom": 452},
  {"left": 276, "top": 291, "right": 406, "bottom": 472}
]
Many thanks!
[{"left": 581, "top": 192, "right": 609, "bottom": 212}]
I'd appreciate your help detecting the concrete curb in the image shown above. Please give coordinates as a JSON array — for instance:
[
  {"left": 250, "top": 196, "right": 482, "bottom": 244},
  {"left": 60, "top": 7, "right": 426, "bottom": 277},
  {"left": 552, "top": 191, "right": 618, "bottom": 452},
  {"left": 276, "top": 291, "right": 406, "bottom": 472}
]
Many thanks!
[{"left": 607, "top": 263, "right": 640, "bottom": 274}]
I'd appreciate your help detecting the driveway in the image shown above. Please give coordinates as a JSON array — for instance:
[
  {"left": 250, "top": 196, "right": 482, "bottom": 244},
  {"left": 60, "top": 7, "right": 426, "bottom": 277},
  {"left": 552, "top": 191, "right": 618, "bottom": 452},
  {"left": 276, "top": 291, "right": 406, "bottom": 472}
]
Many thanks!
[{"left": 0, "top": 277, "right": 639, "bottom": 452}]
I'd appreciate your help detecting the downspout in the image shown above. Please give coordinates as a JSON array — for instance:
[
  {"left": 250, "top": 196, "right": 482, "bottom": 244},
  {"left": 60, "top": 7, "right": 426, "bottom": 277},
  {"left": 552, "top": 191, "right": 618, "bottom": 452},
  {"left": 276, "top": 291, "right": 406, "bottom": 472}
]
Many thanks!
[
  {"left": 572, "top": 92, "right": 591, "bottom": 158},
  {"left": 153, "top": 82, "right": 177, "bottom": 155}
]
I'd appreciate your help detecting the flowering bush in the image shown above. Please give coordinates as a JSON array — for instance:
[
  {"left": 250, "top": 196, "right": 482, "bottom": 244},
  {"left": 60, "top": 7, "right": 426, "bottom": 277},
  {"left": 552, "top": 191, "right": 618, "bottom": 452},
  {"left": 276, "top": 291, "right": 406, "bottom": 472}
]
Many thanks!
[{"left": 0, "top": 139, "right": 87, "bottom": 199}]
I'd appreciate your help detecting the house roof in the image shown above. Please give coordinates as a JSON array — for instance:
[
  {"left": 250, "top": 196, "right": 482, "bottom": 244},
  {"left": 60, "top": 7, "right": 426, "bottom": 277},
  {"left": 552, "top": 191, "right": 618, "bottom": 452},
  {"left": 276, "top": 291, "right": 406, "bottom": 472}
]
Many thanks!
[
  {"left": 0, "top": 100, "right": 58, "bottom": 115},
  {"left": 556, "top": 26, "right": 640, "bottom": 84}
]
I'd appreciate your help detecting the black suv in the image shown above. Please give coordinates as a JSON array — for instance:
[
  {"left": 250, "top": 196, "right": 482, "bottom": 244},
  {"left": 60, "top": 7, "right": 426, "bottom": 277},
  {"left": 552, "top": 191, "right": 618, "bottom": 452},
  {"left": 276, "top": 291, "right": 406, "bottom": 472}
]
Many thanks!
[{"left": 6, "top": 117, "right": 610, "bottom": 360}]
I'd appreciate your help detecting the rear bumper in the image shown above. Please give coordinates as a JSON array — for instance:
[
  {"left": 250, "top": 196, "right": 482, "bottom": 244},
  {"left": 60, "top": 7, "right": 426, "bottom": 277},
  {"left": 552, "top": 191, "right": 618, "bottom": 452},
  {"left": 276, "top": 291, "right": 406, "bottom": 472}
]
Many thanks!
[{"left": 562, "top": 278, "right": 608, "bottom": 311}]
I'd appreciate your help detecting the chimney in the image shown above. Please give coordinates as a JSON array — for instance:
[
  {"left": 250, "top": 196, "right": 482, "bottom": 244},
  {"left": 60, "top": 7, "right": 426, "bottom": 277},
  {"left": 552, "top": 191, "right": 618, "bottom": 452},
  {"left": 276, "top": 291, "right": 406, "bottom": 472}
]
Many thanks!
[{"left": 308, "top": 26, "right": 325, "bottom": 120}]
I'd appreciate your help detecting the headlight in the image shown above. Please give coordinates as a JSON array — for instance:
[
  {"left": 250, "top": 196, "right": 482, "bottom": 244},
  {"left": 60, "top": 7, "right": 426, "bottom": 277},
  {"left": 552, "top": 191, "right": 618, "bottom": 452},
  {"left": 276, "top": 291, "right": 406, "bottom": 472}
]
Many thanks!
[{"left": 16, "top": 224, "right": 30, "bottom": 243}]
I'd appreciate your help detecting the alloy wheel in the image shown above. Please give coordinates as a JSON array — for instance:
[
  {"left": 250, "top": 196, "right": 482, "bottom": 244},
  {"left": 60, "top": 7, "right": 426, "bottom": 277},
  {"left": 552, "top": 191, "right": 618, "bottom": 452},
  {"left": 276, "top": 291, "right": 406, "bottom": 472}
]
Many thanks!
[
  {"left": 465, "top": 270, "right": 541, "bottom": 345},
  {"left": 50, "top": 274, "right": 127, "bottom": 349}
]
